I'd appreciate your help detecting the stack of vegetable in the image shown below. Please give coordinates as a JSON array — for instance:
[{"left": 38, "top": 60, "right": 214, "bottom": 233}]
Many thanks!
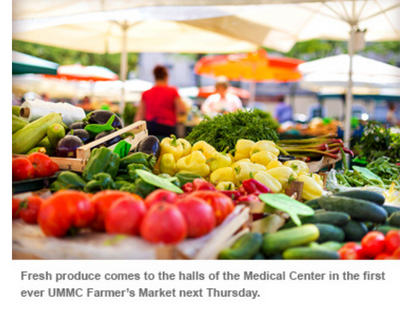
[
  {"left": 155, "top": 135, "right": 325, "bottom": 202},
  {"left": 218, "top": 190, "right": 400, "bottom": 260},
  {"left": 12, "top": 108, "right": 129, "bottom": 158}
]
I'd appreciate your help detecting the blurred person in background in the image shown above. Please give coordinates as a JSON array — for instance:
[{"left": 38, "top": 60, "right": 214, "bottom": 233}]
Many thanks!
[
  {"left": 386, "top": 102, "right": 399, "bottom": 126},
  {"left": 275, "top": 95, "right": 292, "bottom": 123},
  {"left": 134, "top": 65, "right": 187, "bottom": 138},
  {"left": 201, "top": 76, "right": 243, "bottom": 116}
]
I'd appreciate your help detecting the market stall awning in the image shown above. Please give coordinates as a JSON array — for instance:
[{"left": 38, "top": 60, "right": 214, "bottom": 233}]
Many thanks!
[
  {"left": 12, "top": 51, "right": 59, "bottom": 75},
  {"left": 47, "top": 64, "right": 119, "bottom": 82}
]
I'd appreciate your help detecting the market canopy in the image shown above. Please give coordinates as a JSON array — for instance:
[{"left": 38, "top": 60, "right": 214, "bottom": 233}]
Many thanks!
[
  {"left": 12, "top": 50, "right": 59, "bottom": 75},
  {"left": 48, "top": 64, "right": 119, "bottom": 81},
  {"left": 299, "top": 54, "right": 400, "bottom": 92}
]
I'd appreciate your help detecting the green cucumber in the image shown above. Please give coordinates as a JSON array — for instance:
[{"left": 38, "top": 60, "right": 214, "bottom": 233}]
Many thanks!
[
  {"left": 314, "top": 223, "right": 345, "bottom": 243},
  {"left": 388, "top": 211, "right": 400, "bottom": 228},
  {"left": 318, "top": 195, "right": 387, "bottom": 224},
  {"left": 262, "top": 224, "right": 320, "bottom": 255},
  {"left": 218, "top": 232, "right": 263, "bottom": 259},
  {"left": 12, "top": 115, "right": 28, "bottom": 133},
  {"left": 280, "top": 211, "right": 350, "bottom": 229},
  {"left": 317, "top": 241, "right": 344, "bottom": 252},
  {"left": 341, "top": 220, "right": 369, "bottom": 241},
  {"left": 381, "top": 205, "right": 400, "bottom": 217},
  {"left": 47, "top": 123, "right": 66, "bottom": 148},
  {"left": 252, "top": 252, "right": 265, "bottom": 260},
  {"left": 375, "top": 225, "right": 399, "bottom": 235},
  {"left": 363, "top": 221, "right": 375, "bottom": 231},
  {"left": 334, "top": 190, "right": 385, "bottom": 205},
  {"left": 283, "top": 247, "right": 340, "bottom": 260},
  {"left": 12, "top": 106, "right": 21, "bottom": 116},
  {"left": 304, "top": 198, "right": 321, "bottom": 210}
]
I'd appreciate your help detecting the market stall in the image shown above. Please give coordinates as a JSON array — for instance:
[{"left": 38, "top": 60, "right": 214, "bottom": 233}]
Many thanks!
[{"left": 12, "top": 100, "right": 400, "bottom": 260}]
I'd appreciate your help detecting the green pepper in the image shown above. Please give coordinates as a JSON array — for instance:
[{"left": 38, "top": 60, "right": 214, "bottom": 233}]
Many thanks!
[
  {"left": 174, "top": 172, "right": 202, "bottom": 186},
  {"left": 115, "top": 174, "right": 132, "bottom": 182},
  {"left": 84, "top": 173, "right": 116, "bottom": 193},
  {"left": 119, "top": 183, "right": 138, "bottom": 194},
  {"left": 131, "top": 179, "right": 156, "bottom": 198},
  {"left": 82, "top": 147, "right": 120, "bottom": 181},
  {"left": 50, "top": 171, "right": 87, "bottom": 192},
  {"left": 119, "top": 152, "right": 156, "bottom": 170},
  {"left": 127, "top": 163, "right": 152, "bottom": 180},
  {"left": 115, "top": 180, "right": 132, "bottom": 190}
]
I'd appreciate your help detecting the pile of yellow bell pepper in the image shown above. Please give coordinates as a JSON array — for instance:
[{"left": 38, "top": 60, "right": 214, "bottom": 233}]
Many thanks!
[{"left": 154, "top": 136, "right": 324, "bottom": 201}]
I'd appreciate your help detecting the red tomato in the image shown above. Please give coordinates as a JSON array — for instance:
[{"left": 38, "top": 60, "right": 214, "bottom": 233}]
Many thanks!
[
  {"left": 90, "top": 190, "right": 135, "bottom": 231},
  {"left": 338, "top": 242, "right": 364, "bottom": 260},
  {"left": 144, "top": 189, "right": 178, "bottom": 209},
  {"left": 375, "top": 253, "right": 392, "bottom": 260},
  {"left": 384, "top": 230, "right": 400, "bottom": 255},
  {"left": 177, "top": 196, "right": 216, "bottom": 238},
  {"left": 27, "top": 152, "right": 54, "bottom": 178},
  {"left": 361, "top": 231, "right": 386, "bottom": 258},
  {"left": 12, "top": 158, "right": 35, "bottom": 181},
  {"left": 12, "top": 197, "right": 21, "bottom": 219},
  {"left": 188, "top": 190, "right": 235, "bottom": 225},
  {"left": 51, "top": 161, "right": 60, "bottom": 174},
  {"left": 38, "top": 190, "right": 94, "bottom": 237},
  {"left": 140, "top": 201, "right": 187, "bottom": 244},
  {"left": 19, "top": 196, "right": 43, "bottom": 224},
  {"left": 105, "top": 196, "right": 146, "bottom": 235},
  {"left": 392, "top": 247, "right": 400, "bottom": 259}
]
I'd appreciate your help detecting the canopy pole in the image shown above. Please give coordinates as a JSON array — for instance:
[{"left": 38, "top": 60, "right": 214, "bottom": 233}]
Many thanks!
[
  {"left": 248, "top": 80, "right": 256, "bottom": 108},
  {"left": 344, "top": 25, "right": 356, "bottom": 153},
  {"left": 119, "top": 21, "right": 128, "bottom": 116}
]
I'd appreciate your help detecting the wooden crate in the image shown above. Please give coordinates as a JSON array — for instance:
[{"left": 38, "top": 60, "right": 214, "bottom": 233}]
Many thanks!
[{"left": 12, "top": 120, "right": 148, "bottom": 172}]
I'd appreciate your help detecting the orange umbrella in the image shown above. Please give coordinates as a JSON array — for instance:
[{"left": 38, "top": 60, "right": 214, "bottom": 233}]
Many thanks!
[
  {"left": 195, "top": 49, "right": 304, "bottom": 103},
  {"left": 198, "top": 85, "right": 250, "bottom": 99}
]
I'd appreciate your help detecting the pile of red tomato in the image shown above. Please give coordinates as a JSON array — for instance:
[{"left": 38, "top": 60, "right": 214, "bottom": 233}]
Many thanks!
[
  {"left": 12, "top": 153, "right": 59, "bottom": 181},
  {"left": 338, "top": 230, "right": 400, "bottom": 260},
  {"left": 12, "top": 188, "right": 235, "bottom": 245}
]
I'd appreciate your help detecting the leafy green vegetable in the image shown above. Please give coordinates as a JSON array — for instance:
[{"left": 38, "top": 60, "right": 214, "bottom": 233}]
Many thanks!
[
  {"left": 186, "top": 109, "right": 279, "bottom": 152},
  {"left": 355, "top": 123, "right": 400, "bottom": 164}
]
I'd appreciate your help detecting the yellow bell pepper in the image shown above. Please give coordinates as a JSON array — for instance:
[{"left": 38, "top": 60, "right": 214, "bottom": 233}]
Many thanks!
[
  {"left": 297, "top": 174, "right": 323, "bottom": 201},
  {"left": 284, "top": 160, "right": 309, "bottom": 175},
  {"left": 210, "top": 167, "right": 235, "bottom": 185},
  {"left": 266, "top": 166, "right": 298, "bottom": 189},
  {"left": 234, "top": 139, "right": 254, "bottom": 161},
  {"left": 311, "top": 173, "right": 324, "bottom": 187},
  {"left": 266, "top": 160, "right": 283, "bottom": 170},
  {"left": 215, "top": 181, "right": 236, "bottom": 191},
  {"left": 254, "top": 171, "right": 282, "bottom": 193},
  {"left": 207, "top": 147, "right": 232, "bottom": 172},
  {"left": 250, "top": 151, "right": 278, "bottom": 167},
  {"left": 176, "top": 151, "right": 210, "bottom": 177},
  {"left": 191, "top": 141, "right": 216, "bottom": 160},
  {"left": 160, "top": 135, "right": 184, "bottom": 161},
  {"left": 177, "top": 138, "right": 192, "bottom": 157},
  {"left": 159, "top": 153, "right": 177, "bottom": 176},
  {"left": 250, "top": 140, "right": 279, "bottom": 157},
  {"left": 230, "top": 158, "right": 251, "bottom": 170},
  {"left": 233, "top": 162, "right": 267, "bottom": 185}
]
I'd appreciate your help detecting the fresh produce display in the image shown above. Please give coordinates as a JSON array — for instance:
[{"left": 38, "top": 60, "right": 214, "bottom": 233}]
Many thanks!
[{"left": 11, "top": 104, "right": 400, "bottom": 260}]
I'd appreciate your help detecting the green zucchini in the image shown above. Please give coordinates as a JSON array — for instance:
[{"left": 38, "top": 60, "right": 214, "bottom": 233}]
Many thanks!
[
  {"left": 219, "top": 232, "right": 263, "bottom": 259},
  {"left": 318, "top": 195, "right": 387, "bottom": 224},
  {"left": 375, "top": 225, "right": 400, "bottom": 235},
  {"left": 334, "top": 190, "right": 385, "bottom": 205},
  {"left": 283, "top": 247, "right": 340, "bottom": 260},
  {"left": 12, "top": 115, "right": 28, "bottom": 134},
  {"left": 12, "top": 106, "right": 21, "bottom": 116},
  {"left": 381, "top": 205, "right": 400, "bottom": 217},
  {"left": 341, "top": 220, "right": 369, "bottom": 241},
  {"left": 12, "top": 112, "right": 63, "bottom": 154},
  {"left": 316, "top": 241, "right": 344, "bottom": 252},
  {"left": 36, "top": 136, "right": 55, "bottom": 156},
  {"left": 280, "top": 211, "right": 350, "bottom": 229},
  {"left": 388, "top": 211, "right": 400, "bottom": 228},
  {"left": 262, "top": 224, "right": 320, "bottom": 255},
  {"left": 315, "top": 223, "right": 345, "bottom": 243},
  {"left": 304, "top": 198, "right": 321, "bottom": 210}
]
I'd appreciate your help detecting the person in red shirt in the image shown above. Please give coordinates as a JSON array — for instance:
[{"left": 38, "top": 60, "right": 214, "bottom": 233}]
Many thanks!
[{"left": 134, "top": 65, "right": 187, "bottom": 138}]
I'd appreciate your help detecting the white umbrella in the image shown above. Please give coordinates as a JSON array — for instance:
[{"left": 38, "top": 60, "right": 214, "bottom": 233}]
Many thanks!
[
  {"left": 91, "top": 79, "right": 153, "bottom": 102},
  {"left": 299, "top": 54, "right": 400, "bottom": 92}
]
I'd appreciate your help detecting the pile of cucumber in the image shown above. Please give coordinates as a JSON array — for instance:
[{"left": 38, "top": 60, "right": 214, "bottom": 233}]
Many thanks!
[{"left": 218, "top": 190, "right": 400, "bottom": 260}]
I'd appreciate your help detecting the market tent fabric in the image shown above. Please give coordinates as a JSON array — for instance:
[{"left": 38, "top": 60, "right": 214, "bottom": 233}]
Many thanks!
[
  {"left": 179, "top": 86, "right": 250, "bottom": 99},
  {"left": 12, "top": 51, "right": 59, "bottom": 75},
  {"left": 51, "top": 64, "right": 119, "bottom": 81},
  {"left": 91, "top": 79, "right": 153, "bottom": 102},
  {"left": 299, "top": 54, "right": 400, "bottom": 92}
]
